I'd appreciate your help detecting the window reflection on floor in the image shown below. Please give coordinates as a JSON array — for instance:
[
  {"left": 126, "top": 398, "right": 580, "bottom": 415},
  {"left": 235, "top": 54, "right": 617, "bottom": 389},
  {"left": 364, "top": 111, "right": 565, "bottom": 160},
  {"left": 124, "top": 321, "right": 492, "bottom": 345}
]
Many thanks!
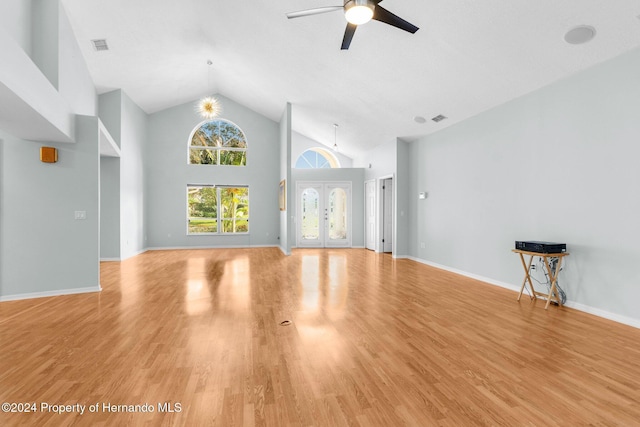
[
  {"left": 185, "top": 258, "right": 212, "bottom": 315},
  {"left": 296, "top": 252, "right": 350, "bottom": 360}
]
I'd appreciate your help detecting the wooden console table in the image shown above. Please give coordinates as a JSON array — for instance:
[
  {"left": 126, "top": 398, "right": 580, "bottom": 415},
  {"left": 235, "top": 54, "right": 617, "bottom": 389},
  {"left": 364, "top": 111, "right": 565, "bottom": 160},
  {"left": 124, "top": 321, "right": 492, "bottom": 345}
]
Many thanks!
[{"left": 513, "top": 249, "right": 569, "bottom": 309}]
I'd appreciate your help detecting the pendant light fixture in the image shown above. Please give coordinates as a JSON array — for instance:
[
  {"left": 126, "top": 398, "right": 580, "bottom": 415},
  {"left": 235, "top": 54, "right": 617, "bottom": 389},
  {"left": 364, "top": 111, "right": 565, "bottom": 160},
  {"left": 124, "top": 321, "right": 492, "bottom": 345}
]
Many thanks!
[
  {"left": 333, "top": 124, "right": 339, "bottom": 152},
  {"left": 197, "top": 60, "right": 221, "bottom": 119}
]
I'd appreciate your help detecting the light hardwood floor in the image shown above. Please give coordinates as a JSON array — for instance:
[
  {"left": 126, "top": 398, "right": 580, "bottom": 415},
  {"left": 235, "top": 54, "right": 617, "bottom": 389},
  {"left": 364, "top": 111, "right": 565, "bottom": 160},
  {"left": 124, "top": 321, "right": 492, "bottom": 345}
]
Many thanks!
[{"left": 1, "top": 248, "right": 639, "bottom": 426}]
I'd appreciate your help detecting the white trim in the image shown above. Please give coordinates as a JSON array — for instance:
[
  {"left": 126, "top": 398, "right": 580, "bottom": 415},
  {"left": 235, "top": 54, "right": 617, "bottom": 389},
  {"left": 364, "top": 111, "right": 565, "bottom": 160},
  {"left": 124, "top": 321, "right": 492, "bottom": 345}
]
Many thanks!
[
  {"left": 101, "top": 248, "right": 148, "bottom": 262},
  {"left": 562, "top": 301, "right": 640, "bottom": 329},
  {"left": 147, "top": 245, "right": 280, "bottom": 251},
  {"left": 279, "top": 245, "right": 291, "bottom": 256},
  {"left": 0, "top": 286, "right": 102, "bottom": 302},
  {"left": 120, "top": 248, "right": 149, "bottom": 261},
  {"left": 378, "top": 174, "right": 394, "bottom": 254},
  {"left": 406, "top": 256, "right": 640, "bottom": 329}
]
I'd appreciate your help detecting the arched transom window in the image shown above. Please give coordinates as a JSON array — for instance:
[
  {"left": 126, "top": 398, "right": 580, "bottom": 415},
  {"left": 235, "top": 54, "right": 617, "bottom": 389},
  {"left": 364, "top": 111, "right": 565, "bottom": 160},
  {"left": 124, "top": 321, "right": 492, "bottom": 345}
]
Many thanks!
[
  {"left": 295, "top": 147, "right": 340, "bottom": 169},
  {"left": 189, "top": 119, "right": 247, "bottom": 166}
]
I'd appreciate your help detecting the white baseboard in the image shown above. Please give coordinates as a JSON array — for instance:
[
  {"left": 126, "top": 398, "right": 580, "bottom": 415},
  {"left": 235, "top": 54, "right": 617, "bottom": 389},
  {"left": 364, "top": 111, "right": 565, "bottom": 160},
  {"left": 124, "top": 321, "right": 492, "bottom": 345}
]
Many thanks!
[
  {"left": 147, "top": 245, "right": 280, "bottom": 251},
  {"left": 0, "top": 285, "right": 102, "bottom": 302},
  {"left": 279, "top": 245, "right": 290, "bottom": 256},
  {"left": 100, "top": 248, "right": 148, "bottom": 262},
  {"left": 562, "top": 301, "right": 640, "bottom": 329},
  {"left": 406, "top": 256, "right": 639, "bottom": 330},
  {"left": 120, "top": 248, "right": 148, "bottom": 261}
]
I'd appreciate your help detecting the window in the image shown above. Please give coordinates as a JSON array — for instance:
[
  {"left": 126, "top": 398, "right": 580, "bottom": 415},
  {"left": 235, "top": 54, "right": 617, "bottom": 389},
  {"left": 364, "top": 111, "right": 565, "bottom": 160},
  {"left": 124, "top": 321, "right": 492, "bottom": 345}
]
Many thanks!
[
  {"left": 189, "top": 119, "right": 247, "bottom": 166},
  {"left": 187, "top": 185, "right": 249, "bottom": 234},
  {"left": 295, "top": 148, "right": 340, "bottom": 168}
]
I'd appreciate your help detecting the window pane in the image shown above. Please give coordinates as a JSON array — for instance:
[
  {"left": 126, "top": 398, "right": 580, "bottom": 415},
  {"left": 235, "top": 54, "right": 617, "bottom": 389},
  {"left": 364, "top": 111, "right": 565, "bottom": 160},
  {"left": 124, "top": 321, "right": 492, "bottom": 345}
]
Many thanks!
[
  {"left": 301, "top": 188, "right": 320, "bottom": 240},
  {"left": 220, "top": 123, "right": 247, "bottom": 148},
  {"left": 220, "top": 187, "right": 249, "bottom": 233},
  {"left": 189, "top": 218, "right": 217, "bottom": 233},
  {"left": 189, "top": 120, "right": 247, "bottom": 166},
  {"left": 188, "top": 186, "right": 217, "bottom": 233},
  {"left": 190, "top": 148, "right": 217, "bottom": 165},
  {"left": 294, "top": 148, "right": 339, "bottom": 169},
  {"left": 328, "top": 188, "right": 347, "bottom": 240},
  {"left": 219, "top": 150, "right": 246, "bottom": 166},
  {"left": 191, "top": 124, "right": 221, "bottom": 147},
  {"left": 222, "top": 219, "right": 248, "bottom": 233}
]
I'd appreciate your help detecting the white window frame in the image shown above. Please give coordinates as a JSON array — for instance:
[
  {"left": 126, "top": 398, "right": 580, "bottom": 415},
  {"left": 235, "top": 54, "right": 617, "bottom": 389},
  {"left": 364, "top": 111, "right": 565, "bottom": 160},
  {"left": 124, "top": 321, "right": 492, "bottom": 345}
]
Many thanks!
[{"left": 187, "top": 185, "right": 249, "bottom": 235}]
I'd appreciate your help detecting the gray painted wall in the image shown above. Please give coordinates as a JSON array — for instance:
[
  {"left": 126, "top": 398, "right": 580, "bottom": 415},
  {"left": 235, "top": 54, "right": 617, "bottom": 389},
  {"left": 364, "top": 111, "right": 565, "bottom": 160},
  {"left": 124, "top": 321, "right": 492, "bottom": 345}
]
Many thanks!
[
  {"left": 279, "top": 103, "right": 292, "bottom": 254},
  {"left": 0, "top": 1, "right": 100, "bottom": 299},
  {"left": 146, "top": 94, "right": 280, "bottom": 248},
  {"left": 291, "top": 168, "right": 365, "bottom": 247},
  {"left": 98, "top": 90, "right": 148, "bottom": 259},
  {"left": 0, "top": 116, "right": 101, "bottom": 298},
  {"left": 395, "top": 140, "right": 410, "bottom": 257},
  {"left": 31, "top": 0, "right": 59, "bottom": 89},
  {"left": 99, "top": 91, "right": 122, "bottom": 148},
  {"left": 98, "top": 91, "right": 122, "bottom": 260},
  {"left": 408, "top": 46, "right": 640, "bottom": 325},
  {"left": 100, "top": 156, "right": 120, "bottom": 259},
  {"left": 120, "top": 91, "right": 147, "bottom": 258},
  {"left": 0, "top": 0, "right": 32, "bottom": 55},
  {"left": 354, "top": 138, "right": 397, "bottom": 181},
  {"left": 353, "top": 138, "right": 411, "bottom": 256}
]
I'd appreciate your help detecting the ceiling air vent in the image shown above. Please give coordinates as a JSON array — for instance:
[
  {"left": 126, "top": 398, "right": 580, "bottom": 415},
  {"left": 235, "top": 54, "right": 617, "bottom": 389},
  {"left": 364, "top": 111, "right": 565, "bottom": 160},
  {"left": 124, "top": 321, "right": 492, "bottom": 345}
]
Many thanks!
[
  {"left": 91, "top": 39, "right": 109, "bottom": 51},
  {"left": 431, "top": 114, "right": 447, "bottom": 123}
]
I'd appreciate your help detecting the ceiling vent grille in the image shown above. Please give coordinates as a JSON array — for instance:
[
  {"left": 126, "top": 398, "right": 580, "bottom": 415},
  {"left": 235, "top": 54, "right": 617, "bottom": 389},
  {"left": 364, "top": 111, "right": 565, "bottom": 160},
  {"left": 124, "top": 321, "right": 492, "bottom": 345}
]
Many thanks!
[
  {"left": 91, "top": 39, "right": 109, "bottom": 51},
  {"left": 431, "top": 114, "right": 447, "bottom": 123}
]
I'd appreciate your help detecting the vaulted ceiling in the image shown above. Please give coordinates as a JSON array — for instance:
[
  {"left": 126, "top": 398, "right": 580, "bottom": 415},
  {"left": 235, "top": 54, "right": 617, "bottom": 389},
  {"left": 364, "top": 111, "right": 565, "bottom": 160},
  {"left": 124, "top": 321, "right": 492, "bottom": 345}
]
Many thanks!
[{"left": 61, "top": 0, "right": 640, "bottom": 158}]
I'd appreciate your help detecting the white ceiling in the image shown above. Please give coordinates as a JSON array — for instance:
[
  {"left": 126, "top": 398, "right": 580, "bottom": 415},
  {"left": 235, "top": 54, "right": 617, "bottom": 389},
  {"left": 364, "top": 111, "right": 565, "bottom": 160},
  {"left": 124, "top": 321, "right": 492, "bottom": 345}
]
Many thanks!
[{"left": 60, "top": 0, "right": 640, "bottom": 158}]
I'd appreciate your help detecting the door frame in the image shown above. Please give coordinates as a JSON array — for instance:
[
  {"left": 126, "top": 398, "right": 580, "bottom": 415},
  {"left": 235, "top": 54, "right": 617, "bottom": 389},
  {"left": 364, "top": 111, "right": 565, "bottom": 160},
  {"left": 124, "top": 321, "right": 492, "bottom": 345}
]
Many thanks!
[
  {"left": 377, "top": 174, "right": 395, "bottom": 254},
  {"left": 295, "top": 181, "right": 352, "bottom": 248},
  {"left": 364, "top": 179, "right": 376, "bottom": 251}
]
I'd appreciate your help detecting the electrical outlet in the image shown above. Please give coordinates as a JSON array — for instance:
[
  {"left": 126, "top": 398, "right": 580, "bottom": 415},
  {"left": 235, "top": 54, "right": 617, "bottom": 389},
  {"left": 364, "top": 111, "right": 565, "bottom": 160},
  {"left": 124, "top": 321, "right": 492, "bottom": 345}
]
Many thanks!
[
  {"left": 74, "top": 211, "right": 86, "bottom": 220},
  {"left": 420, "top": 242, "right": 425, "bottom": 249}
]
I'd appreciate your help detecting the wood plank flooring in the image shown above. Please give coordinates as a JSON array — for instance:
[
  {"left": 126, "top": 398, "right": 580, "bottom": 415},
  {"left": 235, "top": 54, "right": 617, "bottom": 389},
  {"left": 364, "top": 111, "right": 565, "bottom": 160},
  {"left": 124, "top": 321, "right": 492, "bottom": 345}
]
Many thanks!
[{"left": 1, "top": 247, "right": 639, "bottom": 426}]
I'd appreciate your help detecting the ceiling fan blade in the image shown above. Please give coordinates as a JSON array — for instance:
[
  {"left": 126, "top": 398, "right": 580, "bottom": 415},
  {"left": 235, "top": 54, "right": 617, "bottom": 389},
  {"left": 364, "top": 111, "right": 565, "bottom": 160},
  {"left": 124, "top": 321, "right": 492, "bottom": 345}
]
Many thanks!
[
  {"left": 286, "top": 6, "right": 343, "bottom": 19},
  {"left": 372, "top": 5, "right": 419, "bottom": 33},
  {"left": 341, "top": 23, "right": 357, "bottom": 50}
]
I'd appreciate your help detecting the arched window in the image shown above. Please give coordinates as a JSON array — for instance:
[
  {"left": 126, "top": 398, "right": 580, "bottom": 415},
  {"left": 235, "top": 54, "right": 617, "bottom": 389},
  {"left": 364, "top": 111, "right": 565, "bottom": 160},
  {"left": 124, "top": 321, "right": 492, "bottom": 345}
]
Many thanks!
[
  {"left": 295, "top": 148, "right": 340, "bottom": 169},
  {"left": 189, "top": 119, "right": 247, "bottom": 166}
]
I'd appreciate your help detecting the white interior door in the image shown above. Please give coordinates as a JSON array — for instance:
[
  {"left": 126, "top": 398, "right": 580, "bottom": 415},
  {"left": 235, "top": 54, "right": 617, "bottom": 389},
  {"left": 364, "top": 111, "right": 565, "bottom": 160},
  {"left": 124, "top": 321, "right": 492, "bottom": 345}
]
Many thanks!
[
  {"left": 296, "top": 182, "right": 351, "bottom": 248},
  {"left": 365, "top": 180, "right": 376, "bottom": 250}
]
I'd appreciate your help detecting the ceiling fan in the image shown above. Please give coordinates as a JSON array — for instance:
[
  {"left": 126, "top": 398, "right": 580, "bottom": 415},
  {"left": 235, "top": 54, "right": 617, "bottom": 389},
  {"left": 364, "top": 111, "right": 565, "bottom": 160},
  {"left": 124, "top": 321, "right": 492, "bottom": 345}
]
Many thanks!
[{"left": 286, "top": 0, "right": 419, "bottom": 50}]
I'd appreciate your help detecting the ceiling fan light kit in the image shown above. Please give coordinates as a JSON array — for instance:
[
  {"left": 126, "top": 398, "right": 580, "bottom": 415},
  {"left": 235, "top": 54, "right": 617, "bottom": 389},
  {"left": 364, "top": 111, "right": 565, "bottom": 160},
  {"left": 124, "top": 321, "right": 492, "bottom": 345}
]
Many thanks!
[
  {"left": 286, "top": 0, "right": 419, "bottom": 50},
  {"left": 344, "top": 0, "right": 374, "bottom": 25}
]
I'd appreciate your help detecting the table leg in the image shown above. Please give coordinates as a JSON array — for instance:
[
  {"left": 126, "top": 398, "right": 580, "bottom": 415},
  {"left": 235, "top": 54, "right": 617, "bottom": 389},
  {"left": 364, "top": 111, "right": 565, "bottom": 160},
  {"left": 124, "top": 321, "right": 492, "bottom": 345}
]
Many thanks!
[
  {"left": 543, "top": 256, "right": 564, "bottom": 309},
  {"left": 517, "top": 254, "right": 536, "bottom": 301}
]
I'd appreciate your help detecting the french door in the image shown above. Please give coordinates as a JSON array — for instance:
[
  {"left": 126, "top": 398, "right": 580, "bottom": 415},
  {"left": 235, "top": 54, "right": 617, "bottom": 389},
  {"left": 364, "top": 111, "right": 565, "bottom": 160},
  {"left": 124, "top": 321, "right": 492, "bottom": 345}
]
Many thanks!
[{"left": 296, "top": 181, "right": 352, "bottom": 248}]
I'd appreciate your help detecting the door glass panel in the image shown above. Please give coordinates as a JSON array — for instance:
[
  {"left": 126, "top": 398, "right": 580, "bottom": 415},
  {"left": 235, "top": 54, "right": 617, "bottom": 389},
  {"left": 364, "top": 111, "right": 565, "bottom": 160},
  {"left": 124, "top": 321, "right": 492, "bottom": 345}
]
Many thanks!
[
  {"left": 328, "top": 188, "right": 347, "bottom": 240},
  {"left": 301, "top": 188, "right": 320, "bottom": 240}
]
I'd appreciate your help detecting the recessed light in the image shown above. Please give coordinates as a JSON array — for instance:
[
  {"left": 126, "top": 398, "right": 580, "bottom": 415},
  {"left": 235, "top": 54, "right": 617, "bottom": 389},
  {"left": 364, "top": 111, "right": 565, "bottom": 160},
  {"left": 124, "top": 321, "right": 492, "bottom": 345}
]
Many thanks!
[
  {"left": 564, "top": 25, "right": 596, "bottom": 45},
  {"left": 414, "top": 116, "right": 426, "bottom": 124}
]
